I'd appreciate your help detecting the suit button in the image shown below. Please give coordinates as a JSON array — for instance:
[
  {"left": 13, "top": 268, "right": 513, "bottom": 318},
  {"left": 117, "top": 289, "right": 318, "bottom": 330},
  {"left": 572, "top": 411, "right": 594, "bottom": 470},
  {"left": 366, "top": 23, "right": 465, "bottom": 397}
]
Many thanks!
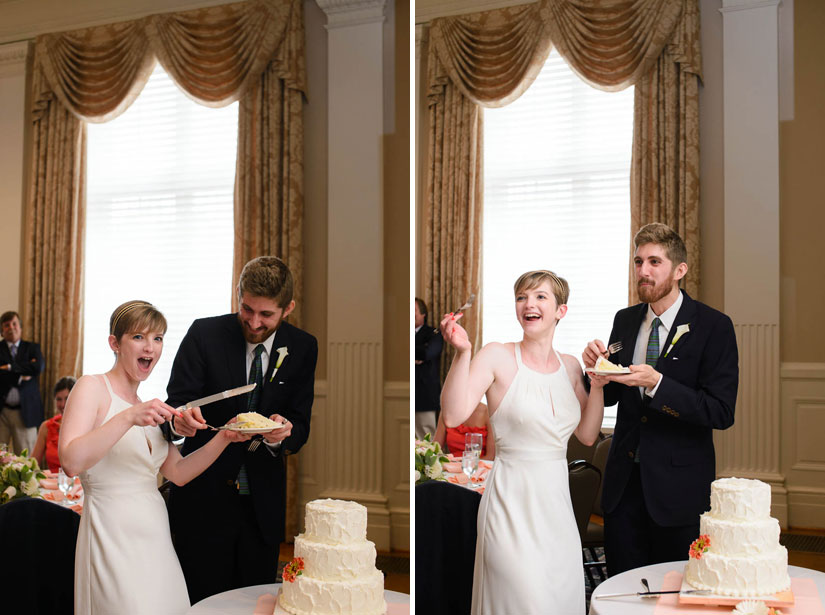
[
  {"left": 628, "top": 451, "right": 635, "bottom": 459},
  {"left": 641, "top": 416, "right": 648, "bottom": 423}
]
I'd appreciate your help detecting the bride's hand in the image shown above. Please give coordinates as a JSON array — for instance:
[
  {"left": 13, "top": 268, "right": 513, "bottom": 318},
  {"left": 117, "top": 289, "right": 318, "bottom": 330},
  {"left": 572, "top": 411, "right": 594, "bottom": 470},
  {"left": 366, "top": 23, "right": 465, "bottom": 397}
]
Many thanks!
[
  {"left": 218, "top": 417, "right": 252, "bottom": 443},
  {"left": 128, "top": 399, "right": 180, "bottom": 427},
  {"left": 588, "top": 373, "right": 609, "bottom": 390},
  {"left": 439, "top": 312, "right": 471, "bottom": 353}
]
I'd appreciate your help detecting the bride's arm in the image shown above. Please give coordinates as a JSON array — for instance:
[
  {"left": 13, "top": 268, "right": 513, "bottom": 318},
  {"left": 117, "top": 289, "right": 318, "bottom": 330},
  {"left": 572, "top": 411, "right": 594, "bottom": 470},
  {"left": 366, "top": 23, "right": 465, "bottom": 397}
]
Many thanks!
[
  {"left": 565, "top": 354, "right": 606, "bottom": 446},
  {"left": 59, "top": 375, "right": 178, "bottom": 476},
  {"left": 160, "top": 429, "right": 250, "bottom": 486},
  {"left": 440, "top": 313, "right": 500, "bottom": 428}
]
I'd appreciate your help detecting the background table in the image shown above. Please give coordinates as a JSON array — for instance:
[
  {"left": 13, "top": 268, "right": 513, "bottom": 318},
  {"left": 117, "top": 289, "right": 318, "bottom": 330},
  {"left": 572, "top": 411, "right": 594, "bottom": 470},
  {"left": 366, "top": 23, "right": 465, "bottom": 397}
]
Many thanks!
[
  {"left": 187, "top": 583, "right": 409, "bottom": 614},
  {"left": 589, "top": 561, "right": 825, "bottom": 615}
]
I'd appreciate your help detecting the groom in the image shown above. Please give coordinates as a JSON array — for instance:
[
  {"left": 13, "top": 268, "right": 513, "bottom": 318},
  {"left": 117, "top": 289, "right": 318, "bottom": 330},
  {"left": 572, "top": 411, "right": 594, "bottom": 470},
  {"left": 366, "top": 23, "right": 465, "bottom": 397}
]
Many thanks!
[
  {"left": 167, "top": 256, "right": 318, "bottom": 603},
  {"left": 582, "top": 223, "right": 739, "bottom": 575}
]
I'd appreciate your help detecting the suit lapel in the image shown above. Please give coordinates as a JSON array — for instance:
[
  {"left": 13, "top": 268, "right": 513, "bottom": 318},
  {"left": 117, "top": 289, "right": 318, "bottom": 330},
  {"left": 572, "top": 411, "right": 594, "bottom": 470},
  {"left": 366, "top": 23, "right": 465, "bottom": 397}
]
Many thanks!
[
  {"left": 616, "top": 304, "right": 647, "bottom": 367},
  {"left": 660, "top": 291, "right": 696, "bottom": 357},
  {"left": 264, "top": 325, "right": 290, "bottom": 385}
]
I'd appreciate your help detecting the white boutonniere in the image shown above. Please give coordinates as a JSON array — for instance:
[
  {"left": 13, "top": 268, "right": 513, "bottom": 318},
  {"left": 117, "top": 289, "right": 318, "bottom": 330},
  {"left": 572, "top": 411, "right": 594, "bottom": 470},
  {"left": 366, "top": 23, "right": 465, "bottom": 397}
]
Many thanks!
[
  {"left": 664, "top": 324, "right": 690, "bottom": 357},
  {"left": 269, "top": 346, "right": 289, "bottom": 382}
]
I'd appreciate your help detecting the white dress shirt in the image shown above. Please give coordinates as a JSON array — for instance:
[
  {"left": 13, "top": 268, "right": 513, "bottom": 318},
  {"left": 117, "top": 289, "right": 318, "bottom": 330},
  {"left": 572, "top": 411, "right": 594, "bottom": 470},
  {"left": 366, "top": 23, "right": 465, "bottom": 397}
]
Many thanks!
[{"left": 632, "top": 291, "right": 683, "bottom": 398}]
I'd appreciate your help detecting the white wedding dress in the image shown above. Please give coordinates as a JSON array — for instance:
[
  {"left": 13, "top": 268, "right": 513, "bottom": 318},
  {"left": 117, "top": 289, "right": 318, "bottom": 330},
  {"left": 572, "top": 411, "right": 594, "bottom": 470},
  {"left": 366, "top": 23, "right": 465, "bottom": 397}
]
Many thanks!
[
  {"left": 74, "top": 374, "right": 190, "bottom": 615},
  {"left": 471, "top": 343, "right": 585, "bottom": 615}
]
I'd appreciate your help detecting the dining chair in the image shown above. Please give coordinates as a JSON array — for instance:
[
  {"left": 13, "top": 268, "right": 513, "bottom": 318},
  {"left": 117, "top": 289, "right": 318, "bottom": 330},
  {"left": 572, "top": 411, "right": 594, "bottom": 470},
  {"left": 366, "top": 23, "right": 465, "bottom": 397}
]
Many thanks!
[
  {"left": 415, "top": 480, "right": 481, "bottom": 615},
  {"left": 582, "top": 434, "right": 613, "bottom": 583},
  {"left": 567, "top": 459, "right": 602, "bottom": 539},
  {"left": 0, "top": 496, "right": 80, "bottom": 614},
  {"left": 566, "top": 432, "right": 601, "bottom": 465}
]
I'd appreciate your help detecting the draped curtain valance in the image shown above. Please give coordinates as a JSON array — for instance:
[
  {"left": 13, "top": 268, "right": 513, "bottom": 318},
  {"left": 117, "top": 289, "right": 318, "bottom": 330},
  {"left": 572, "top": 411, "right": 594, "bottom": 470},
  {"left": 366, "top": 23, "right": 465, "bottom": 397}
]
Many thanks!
[
  {"left": 423, "top": 0, "right": 702, "bottom": 361},
  {"left": 32, "top": 0, "right": 306, "bottom": 122},
  {"left": 428, "top": 0, "right": 699, "bottom": 106}
]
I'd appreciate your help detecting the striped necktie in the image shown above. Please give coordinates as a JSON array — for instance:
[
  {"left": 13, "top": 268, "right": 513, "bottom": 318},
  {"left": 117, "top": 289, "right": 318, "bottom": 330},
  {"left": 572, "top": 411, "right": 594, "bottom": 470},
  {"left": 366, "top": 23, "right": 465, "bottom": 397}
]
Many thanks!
[
  {"left": 646, "top": 317, "right": 662, "bottom": 366},
  {"left": 237, "top": 344, "right": 265, "bottom": 495}
]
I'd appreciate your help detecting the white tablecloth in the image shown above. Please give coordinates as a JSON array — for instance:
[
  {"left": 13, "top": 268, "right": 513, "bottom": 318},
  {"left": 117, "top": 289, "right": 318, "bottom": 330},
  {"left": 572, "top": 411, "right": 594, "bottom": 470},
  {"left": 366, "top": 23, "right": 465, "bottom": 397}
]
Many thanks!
[
  {"left": 589, "top": 561, "right": 825, "bottom": 615},
  {"left": 187, "top": 583, "right": 409, "bottom": 614}
]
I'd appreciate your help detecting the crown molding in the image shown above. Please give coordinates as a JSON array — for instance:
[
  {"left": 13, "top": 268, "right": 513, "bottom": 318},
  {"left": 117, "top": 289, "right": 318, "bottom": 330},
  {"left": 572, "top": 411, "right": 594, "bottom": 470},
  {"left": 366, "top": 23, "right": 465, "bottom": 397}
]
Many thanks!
[
  {"left": 316, "top": 0, "right": 386, "bottom": 28},
  {"left": 0, "top": 41, "right": 28, "bottom": 74}
]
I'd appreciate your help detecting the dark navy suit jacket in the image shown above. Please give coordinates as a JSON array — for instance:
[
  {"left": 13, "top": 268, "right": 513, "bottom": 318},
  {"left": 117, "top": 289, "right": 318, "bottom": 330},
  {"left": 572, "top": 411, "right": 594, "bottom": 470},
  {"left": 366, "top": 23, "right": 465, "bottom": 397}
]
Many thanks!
[
  {"left": 166, "top": 314, "right": 317, "bottom": 545},
  {"left": 601, "top": 291, "right": 738, "bottom": 526},
  {"left": 0, "top": 340, "right": 45, "bottom": 428}
]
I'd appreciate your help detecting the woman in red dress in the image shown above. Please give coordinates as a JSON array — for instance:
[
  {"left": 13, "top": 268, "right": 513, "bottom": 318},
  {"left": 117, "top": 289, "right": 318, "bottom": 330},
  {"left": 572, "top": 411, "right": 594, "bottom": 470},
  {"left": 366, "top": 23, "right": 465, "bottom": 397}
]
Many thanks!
[
  {"left": 32, "top": 376, "right": 76, "bottom": 472},
  {"left": 434, "top": 401, "right": 496, "bottom": 460}
]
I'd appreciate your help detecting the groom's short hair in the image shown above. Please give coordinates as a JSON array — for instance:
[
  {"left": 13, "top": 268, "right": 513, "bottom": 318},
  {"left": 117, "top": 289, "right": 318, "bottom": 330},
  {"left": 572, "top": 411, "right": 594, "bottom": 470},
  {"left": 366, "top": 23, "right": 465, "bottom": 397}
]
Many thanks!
[
  {"left": 238, "top": 256, "right": 294, "bottom": 308},
  {"left": 634, "top": 222, "right": 687, "bottom": 267}
]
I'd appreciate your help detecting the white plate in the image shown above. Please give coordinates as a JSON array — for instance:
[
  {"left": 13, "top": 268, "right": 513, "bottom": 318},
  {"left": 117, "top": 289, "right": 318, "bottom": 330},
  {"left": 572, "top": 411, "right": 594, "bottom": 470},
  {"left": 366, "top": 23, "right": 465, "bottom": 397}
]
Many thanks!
[
  {"left": 222, "top": 422, "right": 287, "bottom": 434},
  {"left": 585, "top": 367, "right": 631, "bottom": 375}
]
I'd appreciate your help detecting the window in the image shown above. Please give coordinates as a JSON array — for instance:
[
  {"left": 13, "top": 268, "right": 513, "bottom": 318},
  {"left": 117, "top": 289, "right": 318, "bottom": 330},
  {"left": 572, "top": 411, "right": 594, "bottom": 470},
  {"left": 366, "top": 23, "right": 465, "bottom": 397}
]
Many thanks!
[
  {"left": 482, "top": 50, "right": 634, "bottom": 427},
  {"left": 84, "top": 64, "right": 238, "bottom": 402}
]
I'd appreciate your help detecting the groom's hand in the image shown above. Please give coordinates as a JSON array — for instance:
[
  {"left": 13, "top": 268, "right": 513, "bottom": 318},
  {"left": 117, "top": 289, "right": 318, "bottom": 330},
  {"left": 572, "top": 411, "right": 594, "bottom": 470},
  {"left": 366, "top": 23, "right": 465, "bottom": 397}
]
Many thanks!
[
  {"left": 607, "top": 364, "right": 661, "bottom": 390},
  {"left": 582, "top": 339, "right": 607, "bottom": 368}
]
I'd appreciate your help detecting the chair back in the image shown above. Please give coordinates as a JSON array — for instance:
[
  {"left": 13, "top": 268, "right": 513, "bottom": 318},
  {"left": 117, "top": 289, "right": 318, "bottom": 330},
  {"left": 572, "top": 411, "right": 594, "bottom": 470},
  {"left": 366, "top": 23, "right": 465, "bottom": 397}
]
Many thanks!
[
  {"left": 415, "top": 481, "right": 481, "bottom": 615},
  {"left": 590, "top": 434, "right": 612, "bottom": 517},
  {"left": 566, "top": 433, "right": 598, "bottom": 465},
  {"left": 567, "top": 460, "right": 601, "bottom": 540},
  {"left": 0, "top": 497, "right": 80, "bottom": 614}
]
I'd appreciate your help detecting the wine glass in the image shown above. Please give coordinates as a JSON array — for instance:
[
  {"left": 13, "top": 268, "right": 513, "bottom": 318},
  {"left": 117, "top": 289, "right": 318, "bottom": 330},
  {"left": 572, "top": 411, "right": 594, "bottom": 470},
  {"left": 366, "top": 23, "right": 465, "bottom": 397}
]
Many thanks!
[
  {"left": 57, "top": 468, "right": 73, "bottom": 505},
  {"left": 461, "top": 447, "right": 479, "bottom": 486}
]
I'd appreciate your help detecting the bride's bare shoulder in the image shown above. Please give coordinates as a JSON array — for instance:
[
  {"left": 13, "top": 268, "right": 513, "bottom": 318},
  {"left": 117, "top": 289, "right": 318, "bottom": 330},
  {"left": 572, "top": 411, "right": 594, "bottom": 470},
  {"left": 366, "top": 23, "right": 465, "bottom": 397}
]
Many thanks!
[{"left": 477, "top": 341, "right": 515, "bottom": 360}]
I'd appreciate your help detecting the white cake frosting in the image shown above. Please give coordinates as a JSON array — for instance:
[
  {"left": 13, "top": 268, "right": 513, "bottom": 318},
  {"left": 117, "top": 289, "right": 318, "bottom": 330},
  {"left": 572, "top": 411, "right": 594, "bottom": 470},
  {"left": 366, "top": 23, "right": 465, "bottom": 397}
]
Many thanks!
[
  {"left": 685, "top": 478, "right": 790, "bottom": 597},
  {"left": 280, "top": 499, "right": 387, "bottom": 615}
]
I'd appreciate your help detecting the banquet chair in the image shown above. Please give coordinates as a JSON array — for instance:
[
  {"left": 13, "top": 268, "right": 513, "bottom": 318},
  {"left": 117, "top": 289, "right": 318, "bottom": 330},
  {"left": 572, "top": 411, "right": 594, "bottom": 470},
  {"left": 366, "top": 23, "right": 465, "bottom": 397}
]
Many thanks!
[
  {"left": 566, "top": 432, "right": 602, "bottom": 465},
  {"left": 582, "top": 434, "right": 612, "bottom": 584},
  {"left": 0, "top": 496, "right": 80, "bottom": 614},
  {"left": 567, "top": 460, "right": 601, "bottom": 540},
  {"left": 415, "top": 480, "right": 481, "bottom": 615}
]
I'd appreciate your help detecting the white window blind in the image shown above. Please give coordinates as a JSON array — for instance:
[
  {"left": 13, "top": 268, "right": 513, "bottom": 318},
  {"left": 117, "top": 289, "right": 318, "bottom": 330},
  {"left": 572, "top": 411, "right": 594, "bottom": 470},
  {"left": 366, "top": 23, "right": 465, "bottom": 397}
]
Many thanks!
[
  {"left": 84, "top": 63, "right": 238, "bottom": 402},
  {"left": 482, "top": 50, "right": 634, "bottom": 428}
]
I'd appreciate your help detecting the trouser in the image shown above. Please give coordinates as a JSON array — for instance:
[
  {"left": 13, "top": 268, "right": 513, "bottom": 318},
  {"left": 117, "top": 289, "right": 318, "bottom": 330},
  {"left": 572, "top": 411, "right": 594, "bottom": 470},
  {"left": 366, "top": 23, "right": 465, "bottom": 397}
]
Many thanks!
[
  {"left": 604, "top": 463, "right": 700, "bottom": 576},
  {"left": 415, "top": 411, "right": 437, "bottom": 440},
  {"left": 0, "top": 406, "right": 36, "bottom": 455},
  {"left": 174, "top": 490, "right": 279, "bottom": 605}
]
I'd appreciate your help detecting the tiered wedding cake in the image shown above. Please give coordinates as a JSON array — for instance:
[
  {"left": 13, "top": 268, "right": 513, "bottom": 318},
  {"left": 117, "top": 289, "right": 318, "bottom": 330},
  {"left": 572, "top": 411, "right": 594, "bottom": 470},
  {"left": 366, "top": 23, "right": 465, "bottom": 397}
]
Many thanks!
[
  {"left": 685, "top": 478, "right": 790, "bottom": 597},
  {"left": 279, "top": 499, "right": 386, "bottom": 615}
]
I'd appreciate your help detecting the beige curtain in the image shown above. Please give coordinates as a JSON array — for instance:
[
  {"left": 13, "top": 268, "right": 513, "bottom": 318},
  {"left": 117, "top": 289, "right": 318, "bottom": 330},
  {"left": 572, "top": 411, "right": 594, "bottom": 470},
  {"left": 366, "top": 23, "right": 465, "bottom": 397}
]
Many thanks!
[
  {"left": 26, "top": 0, "right": 306, "bottom": 534},
  {"left": 424, "top": 0, "right": 702, "bottom": 346}
]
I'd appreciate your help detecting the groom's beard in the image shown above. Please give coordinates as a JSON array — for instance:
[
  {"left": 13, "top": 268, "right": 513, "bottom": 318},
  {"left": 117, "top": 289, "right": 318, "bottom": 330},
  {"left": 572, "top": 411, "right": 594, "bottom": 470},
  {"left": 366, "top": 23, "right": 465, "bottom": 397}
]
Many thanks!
[{"left": 637, "top": 276, "right": 676, "bottom": 304}]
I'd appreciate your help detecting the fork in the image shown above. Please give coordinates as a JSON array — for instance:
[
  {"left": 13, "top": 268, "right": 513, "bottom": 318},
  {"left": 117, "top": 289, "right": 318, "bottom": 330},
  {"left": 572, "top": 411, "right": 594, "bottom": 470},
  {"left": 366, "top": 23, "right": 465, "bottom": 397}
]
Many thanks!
[
  {"left": 435, "top": 293, "right": 477, "bottom": 333},
  {"left": 607, "top": 341, "right": 623, "bottom": 355},
  {"left": 248, "top": 438, "right": 263, "bottom": 452}
]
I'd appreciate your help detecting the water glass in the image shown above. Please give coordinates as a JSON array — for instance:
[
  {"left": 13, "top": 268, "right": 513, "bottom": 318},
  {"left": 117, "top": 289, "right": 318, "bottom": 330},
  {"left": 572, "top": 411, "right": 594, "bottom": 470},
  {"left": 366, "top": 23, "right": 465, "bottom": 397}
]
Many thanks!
[
  {"left": 465, "top": 432, "right": 483, "bottom": 454},
  {"left": 461, "top": 447, "right": 479, "bottom": 483},
  {"left": 57, "top": 467, "right": 73, "bottom": 505}
]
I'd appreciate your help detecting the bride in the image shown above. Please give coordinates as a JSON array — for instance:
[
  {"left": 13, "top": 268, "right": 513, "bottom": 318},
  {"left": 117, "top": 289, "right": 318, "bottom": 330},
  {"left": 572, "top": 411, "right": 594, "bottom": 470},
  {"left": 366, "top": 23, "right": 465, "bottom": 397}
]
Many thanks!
[
  {"left": 440, "top": 270, "right": 607, "bottom": 615},
  {"left": 59, "top": 300, "right": 250, "bottom": 615}
]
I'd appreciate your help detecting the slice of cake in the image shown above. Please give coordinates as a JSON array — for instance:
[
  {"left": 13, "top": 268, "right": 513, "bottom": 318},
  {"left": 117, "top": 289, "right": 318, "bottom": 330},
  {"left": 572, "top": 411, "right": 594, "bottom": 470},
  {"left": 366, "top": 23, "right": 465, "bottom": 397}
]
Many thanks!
[
  {"left": 685, "top": 478, "right": 790, "bottom": 597},
  {"left": 279, "top": 499, "right": 387, "bottom": 615},
  {"left": 593, "top": 356, "right": 628, "bottom": 372},
  {"left": 231, "top": 412, "right": 281, "bottom": 430}
]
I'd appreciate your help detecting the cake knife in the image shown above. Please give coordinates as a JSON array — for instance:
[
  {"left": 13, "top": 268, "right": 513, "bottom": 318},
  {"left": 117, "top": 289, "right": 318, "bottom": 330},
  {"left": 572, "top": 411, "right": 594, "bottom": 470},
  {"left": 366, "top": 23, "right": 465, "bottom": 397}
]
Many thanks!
[
  {"left": 180, "top": 383, "right": 257, "bottom": 410},
  {"left": 595, "top": 589, "right": 710, "bottom": 599}
]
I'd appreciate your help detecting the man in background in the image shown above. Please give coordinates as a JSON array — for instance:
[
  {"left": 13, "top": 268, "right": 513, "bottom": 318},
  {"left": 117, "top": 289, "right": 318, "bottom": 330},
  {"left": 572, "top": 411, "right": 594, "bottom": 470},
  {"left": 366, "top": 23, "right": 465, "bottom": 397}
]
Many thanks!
[
  {"left": 415, "top": 297, "right": 443, "bottom": 439},
  {"left": 167, "top": 256, "right": 318, "bottom": 604},
  {"left": 0, "top": 311, "right": 45, "bottom": 454}
]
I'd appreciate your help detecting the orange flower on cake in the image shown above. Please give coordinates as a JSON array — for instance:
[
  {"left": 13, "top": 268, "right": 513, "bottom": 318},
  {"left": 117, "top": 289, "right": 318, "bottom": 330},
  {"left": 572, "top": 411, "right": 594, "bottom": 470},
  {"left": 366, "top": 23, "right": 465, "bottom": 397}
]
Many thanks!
[
  {"left": 282, "top": 557, "right": 305, "bottom": 583},
  {"left": 689, "top": 535, "right": 711, "bottom": 559}
]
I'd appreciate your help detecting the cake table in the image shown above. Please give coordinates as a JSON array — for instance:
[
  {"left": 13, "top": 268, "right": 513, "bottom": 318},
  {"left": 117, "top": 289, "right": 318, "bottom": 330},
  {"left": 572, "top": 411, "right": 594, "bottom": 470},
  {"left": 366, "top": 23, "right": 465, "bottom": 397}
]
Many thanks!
[
  {"left": 589, "top": 562, "right": 825, "bottom": 615},
  {"left": 187, "top": 583, "right": 409, "bottom": 614}
]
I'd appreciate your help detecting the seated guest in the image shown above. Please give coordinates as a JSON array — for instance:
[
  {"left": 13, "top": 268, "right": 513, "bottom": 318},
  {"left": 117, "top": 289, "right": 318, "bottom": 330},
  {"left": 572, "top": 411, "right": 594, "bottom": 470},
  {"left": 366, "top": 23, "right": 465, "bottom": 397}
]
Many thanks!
[
  {"left": 434, "top": 401, "right": 495, "bottom": 460},
  {"left": 32, "top": 376, "right": 76, "bottom": 472}
]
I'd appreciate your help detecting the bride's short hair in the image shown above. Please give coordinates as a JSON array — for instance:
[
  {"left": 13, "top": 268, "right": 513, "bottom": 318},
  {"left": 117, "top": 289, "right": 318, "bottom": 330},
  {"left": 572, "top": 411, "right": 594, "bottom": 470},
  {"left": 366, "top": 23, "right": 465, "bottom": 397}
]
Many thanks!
[
  {"left": 513, "top": 270, "right": 569, "bottom": 307},
  {"left": 109, "top": 300, "right": 167, "bottom": 340}
]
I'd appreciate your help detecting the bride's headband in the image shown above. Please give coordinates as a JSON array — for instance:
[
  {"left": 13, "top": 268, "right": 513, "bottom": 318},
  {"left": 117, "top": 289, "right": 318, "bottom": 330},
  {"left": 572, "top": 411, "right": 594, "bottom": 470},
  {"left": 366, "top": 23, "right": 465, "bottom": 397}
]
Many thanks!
[{"left": 110, "top": 301, "right": 153, "bottom": 335}]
